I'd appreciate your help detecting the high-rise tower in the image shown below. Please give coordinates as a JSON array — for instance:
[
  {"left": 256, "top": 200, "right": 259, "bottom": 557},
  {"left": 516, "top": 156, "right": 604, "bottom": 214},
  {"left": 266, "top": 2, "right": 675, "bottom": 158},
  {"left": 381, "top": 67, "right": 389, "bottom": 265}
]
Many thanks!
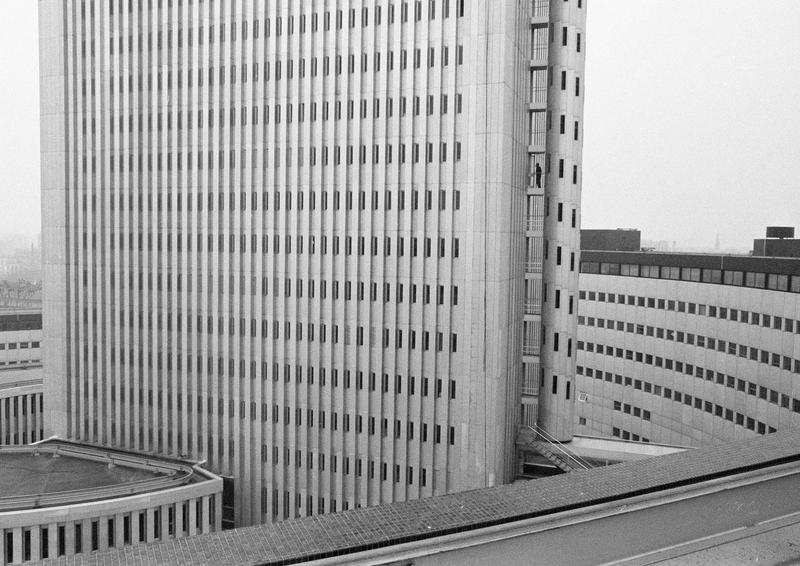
[
  {"left": 40, "top": 0, "right": 586, "bottom": 527},
  {"left": 532, "top": 0, "right": 587, "bottom": 441}
]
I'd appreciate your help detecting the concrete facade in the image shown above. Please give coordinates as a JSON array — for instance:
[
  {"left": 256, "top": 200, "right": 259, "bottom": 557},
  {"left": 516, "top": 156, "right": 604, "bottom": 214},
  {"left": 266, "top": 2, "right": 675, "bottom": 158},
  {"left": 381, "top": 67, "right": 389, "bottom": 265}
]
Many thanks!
[
  {"left": 516, "top": 0, "right": 587, "bottom": 443},
  {"left": 0, "top": 368, "right": 44, "bottom": 446},
  {"left": 39, "top": 0, "right": 586, "bottom": 527},
  {"left": 0, "top": 310, "right": 44, "bottom": 446},
  {"left": 0, "top": 311, "right": 42, "bottom": 371},
  {"left": 576, "top": 251, "right": 800, "bottom": 446}
]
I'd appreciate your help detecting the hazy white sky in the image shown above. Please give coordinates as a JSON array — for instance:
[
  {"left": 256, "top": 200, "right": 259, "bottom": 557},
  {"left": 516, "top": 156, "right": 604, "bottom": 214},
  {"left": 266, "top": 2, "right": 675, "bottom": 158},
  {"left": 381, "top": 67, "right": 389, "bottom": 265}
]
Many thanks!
[
  {"left": 0, "top": 2, "right": 39, "bottom": 240},
  {"left": 1, "top": 1, "right": 798, "bottom": 250},
  {"left": 583, "top": 1, "right": 800, "bottom": 250}
]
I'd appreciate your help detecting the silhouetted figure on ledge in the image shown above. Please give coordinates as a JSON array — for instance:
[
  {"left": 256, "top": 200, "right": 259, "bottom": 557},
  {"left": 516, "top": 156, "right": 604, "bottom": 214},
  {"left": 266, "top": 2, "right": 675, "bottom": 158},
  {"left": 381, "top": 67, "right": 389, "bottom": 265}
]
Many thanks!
[{"left": 535, "top": 163, "right": 543, "bottom": 188}]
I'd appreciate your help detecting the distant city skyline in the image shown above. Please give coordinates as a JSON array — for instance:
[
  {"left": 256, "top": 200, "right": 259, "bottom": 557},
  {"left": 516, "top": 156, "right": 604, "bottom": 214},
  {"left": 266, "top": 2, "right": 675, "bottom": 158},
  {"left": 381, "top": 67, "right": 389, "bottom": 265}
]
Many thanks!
[{"left": 4, "top": 1, "right": 800, "bottom": 251}]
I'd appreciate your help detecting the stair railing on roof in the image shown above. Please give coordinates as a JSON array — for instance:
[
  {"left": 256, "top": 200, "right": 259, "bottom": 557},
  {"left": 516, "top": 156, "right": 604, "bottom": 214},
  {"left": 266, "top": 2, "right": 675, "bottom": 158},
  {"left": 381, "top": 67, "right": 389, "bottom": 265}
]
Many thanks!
[{"left": 526, "top": 424, "right": 593, "bottom": 471}]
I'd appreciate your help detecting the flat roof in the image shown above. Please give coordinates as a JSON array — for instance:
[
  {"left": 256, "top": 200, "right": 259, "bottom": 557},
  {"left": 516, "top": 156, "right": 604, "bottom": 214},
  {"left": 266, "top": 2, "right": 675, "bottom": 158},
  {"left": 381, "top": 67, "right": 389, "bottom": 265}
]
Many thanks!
[
  {"left": 40, "top": 428, "right": 800, "bottom": 566},
  {"left": 0, "top": 452, "right": 160, "bottom": 498},
  {"left": 569, "top": 435, "right": 690, "bottom": 462},
  {"left": 0, "top": 440, "right": 218, "bottom": 512}
]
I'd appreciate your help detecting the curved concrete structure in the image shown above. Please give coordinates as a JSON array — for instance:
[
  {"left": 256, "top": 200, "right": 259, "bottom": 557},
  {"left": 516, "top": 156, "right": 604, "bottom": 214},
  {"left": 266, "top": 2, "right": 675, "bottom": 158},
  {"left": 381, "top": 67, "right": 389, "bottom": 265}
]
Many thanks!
[
  {"left": 537, "top": 0, "right": 587, "bottom": 442},
  {"left": 0, "top": 367, "right": 43, "bottom": 446},
  {"left": 576, "top": 251, "right": 800, "bottom": 445},
  {"left": 0, "top": 310, "right": 42, "bottom": 372},
  {"left": 0, "top": 309, "right": 43, "bottom": 446},
  {"left": 0, "top": 439, "right": 221, "bottom": 565}
]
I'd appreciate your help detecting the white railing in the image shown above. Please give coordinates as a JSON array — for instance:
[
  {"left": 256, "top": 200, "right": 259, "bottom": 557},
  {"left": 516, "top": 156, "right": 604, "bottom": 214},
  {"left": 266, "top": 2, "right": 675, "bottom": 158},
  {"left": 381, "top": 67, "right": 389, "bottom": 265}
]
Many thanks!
[
  {"left": 0, "top": 445, "right": 197, "bottom": 511},
  {"left": 522, "top": 344, "right": 540, "bottom": 357},
  {"left": 527, "top": 424, "right": 594, "bottom": 471},
  {"left": 530, "top": 130, "right": 546, "bottom": 147},
  {"left": 524, "top": 301, "right": 541, "bottom": 315},
  {"left": 532, "top": 34, "right": 549, "bottom": 60},
  {"left": 525, "top": 218, "right": 543, "bottom": 232},
  {"left": 528, "top": 173, "right": 546, "bottom": 189},
  {"left": 530, "top": 85, "right": 548, "bottom": 106},
  {"left": 522, "top": 404, "right": 538, "bottom": 427},
  {"left": 530, "top": 110, "right": 547, "bottom": 148},
  {"left": 521, "top": 374, "right": 538, "bottom": 396},
  {"left": 530, "top": 0, "right": 550, "bottom": 19},
  {"left": 525, "top": 260, "right": 543, "bottom": 273}
]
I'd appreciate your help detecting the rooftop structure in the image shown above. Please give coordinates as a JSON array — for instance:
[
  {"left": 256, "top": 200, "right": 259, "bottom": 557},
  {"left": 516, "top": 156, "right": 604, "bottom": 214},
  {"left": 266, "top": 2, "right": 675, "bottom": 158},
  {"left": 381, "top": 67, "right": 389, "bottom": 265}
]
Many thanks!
[
  {"left": 0, "top": 309, "right": 44, "bottom": 446},
  {"left": 2, "top": 448, "right": 166, "bottom": 506},
  {"left": 0, "top": 439, "right": 222, "bottom": 563},
  {"left": 581, "top": 228, "right": 641, "bottom": 252},
  {"left": 753, "top": 226, "right": 800, "bottom": 258},
  {"left": 0, "top": 309, "right": 42, "bottom": 374},
  {"left": 0, "top": 366, "right": 44, "bottom": 446},
  {"left": 0, "top": 440, "right": 214, "bottom": 510}
]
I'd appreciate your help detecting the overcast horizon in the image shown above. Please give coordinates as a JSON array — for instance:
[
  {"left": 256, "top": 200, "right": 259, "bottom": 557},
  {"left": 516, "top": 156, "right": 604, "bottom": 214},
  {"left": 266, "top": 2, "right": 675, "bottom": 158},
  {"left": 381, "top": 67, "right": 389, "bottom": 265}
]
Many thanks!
[{"left": 1, "top": 1, "right": 798, "bottom": 251}]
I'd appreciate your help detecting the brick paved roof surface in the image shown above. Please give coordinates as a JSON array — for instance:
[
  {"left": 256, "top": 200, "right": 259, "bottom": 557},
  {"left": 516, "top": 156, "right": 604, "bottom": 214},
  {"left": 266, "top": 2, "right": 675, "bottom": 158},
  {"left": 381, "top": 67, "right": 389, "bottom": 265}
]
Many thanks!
[{"left": 40, "top": 428, "right": 800, "bottom": 566}]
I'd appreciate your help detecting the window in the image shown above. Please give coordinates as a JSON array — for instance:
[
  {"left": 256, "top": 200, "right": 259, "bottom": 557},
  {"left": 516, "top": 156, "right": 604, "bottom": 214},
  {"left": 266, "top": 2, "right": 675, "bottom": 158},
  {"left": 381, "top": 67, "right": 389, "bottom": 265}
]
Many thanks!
[{"left": 724, "top": 270, "right": 744, "bottom": 286}]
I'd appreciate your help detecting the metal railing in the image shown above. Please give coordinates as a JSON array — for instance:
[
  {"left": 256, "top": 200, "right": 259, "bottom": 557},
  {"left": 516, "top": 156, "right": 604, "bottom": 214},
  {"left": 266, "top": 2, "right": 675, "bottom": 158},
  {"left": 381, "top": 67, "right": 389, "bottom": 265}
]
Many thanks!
[
  {"left": 521, "top": 378, "right": 538, "bottom": 396},
  {"left": 524, "top": 301, "right": 541, "bottom": 315},
  {"left": 525, "top": 218, "right": 544, "bottom": 232},
  {"left": 530, "top": 133, "right": 546, "bottom": 148},
  {"left": 527, "top": 424, "right": 594, "bottom": 471},
  {"left": 522, "top": 344, "right": 540, "bottom": 357},
  {"left": 0, "top": 443, "right": 198, "bottom": 512},
  {"left": 532, "top": 42, "right": 549, "bottom": 63},
  {"left": 528, "top": 173, "right": 545, "bottom": 189},
  {"left": 529, "top": 85, "right": 548, "bottom": 106},
  {"left": 530, "top": 0, "right": 550, "bottom": 19},
  {"left": 529, "top": 120, "right": 547, "bottom": 148},
  {"left": 525, "top": 260, "right": 543, "bottom": 273}
]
